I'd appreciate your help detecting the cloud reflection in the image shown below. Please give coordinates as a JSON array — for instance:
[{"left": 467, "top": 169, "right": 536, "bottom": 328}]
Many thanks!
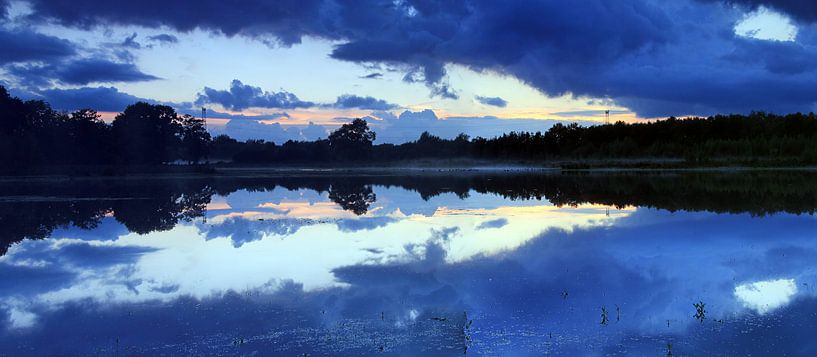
[
  {"left": 735, "top": 278, "right": 798, "bottom": 314},
  {"left": 1, "top": 181, "right": 816, "bottom": 355}
]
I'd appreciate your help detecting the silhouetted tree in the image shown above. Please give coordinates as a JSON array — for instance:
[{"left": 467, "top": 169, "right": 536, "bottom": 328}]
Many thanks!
[
  {"left": 112, "top": 102, "right": 184, "bottom": 165},
  {"left": 65, "top": 109, "right": 113, "bottom": 164},
  {"left": 180, "top": 114, "right": 211, "bottom": 163},
  {"left": 0, "top": 87, "right": 219, "bottom": 169},
  {"left": 210, "top": 134, "right": 242, "bottom": 161},
  {"left": 0, "top": 86, "right": 30, "bottom": 137},
  {"left": 328, "top": 118, "right": 376, "bottom": 160},
  {"left": 4, "top": 84, "right": 817, "bottom": 169},
  {"left": 0, "top": 90, "right": 65, "bottom": 167}
]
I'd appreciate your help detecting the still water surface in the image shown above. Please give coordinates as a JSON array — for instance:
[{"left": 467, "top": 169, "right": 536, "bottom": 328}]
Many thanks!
[{"left": 1, "top": 171, "right": 816, "bottom": 355}]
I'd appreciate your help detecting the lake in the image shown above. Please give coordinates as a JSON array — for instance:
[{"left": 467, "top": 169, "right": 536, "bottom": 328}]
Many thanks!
[{"left": 1, "top": 170, "right": 816, "bottom": 355}]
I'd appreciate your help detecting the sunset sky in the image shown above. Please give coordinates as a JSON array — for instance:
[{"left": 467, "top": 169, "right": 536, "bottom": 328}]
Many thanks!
[{"left": 1, "top": 0, "right": 813, "bottom": 143}]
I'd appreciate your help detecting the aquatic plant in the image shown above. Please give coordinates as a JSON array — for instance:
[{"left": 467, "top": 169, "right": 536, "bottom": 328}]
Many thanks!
[
  {"left": 694, "top": 301, "right": 706, "bottom": 323},
  {"left": 463, "top": 311, "right": 474, "bottom": 354},
  {"left": 600, "top": 306, "right": 609, "bottom": 326}
]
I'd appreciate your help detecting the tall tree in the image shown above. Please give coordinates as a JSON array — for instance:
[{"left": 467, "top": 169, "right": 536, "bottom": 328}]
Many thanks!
[
  {"left": 66, "top": 109, "right": 112, "bottom": 164},
  {"left": 328, "top": 118, "right": 376, "bottom": 160},
  {"left": 179, "top": 114, "right": 211, "bottom": 163},
  {"left": 111, "top": 102, "right": 183, "bottom": 165},
  {"left": 0, "top": 86, "right": 30, "bottom": 137}
]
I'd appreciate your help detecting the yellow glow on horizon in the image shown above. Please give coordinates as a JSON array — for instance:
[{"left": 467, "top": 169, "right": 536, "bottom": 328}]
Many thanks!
[
  {"left": 205, "top": 202, "right": 232, "bottom": 211},
  {"left": 98, "top": 111, "right": 118, "bottom": 122},
  {"left": 102, "top": 106, "right": 651, "bottom": 131}
]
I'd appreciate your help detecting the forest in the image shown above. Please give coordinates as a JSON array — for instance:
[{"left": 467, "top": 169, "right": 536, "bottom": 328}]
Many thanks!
[
  {"left": 3, "top": 85, "right": 817, "bottom": 169},
  {"left": 218, "top": 114, "right": 817, "bottom": 165},
  {"left": 0, "top": 86, "right": 209, "bottom": 169}
]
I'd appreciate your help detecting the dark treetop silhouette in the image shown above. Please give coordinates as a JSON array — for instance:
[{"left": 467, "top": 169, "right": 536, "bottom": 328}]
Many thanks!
[
  {"left": 328, "top": 118, "right": 376, "bottom": 160},
  {"left": 0, "top": 86, "right": 210, "bottom": 169},
  {"left": 3, "top": 85, "right": 817, "bottom": 169}
]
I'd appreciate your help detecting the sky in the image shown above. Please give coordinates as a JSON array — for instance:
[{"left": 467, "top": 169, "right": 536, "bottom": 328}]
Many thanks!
[{"left": 1, "top": 0, "right": 816, "bottom": 143}]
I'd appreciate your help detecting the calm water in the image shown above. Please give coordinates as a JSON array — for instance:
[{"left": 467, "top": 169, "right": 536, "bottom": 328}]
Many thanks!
[{"left": 1, "top": 171, "right": 816, "bottom": 356}]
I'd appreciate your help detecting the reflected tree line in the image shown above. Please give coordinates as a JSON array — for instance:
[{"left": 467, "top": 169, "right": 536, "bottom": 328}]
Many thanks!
[
  {"left": 4, "top": 86, "right": 817, "bottom": 170},
  {"left": 3, "top": 171, "right": 817, "bottom": 255},
  {"left": 0, "top": 179, "right": 212, "bottom": 254}
]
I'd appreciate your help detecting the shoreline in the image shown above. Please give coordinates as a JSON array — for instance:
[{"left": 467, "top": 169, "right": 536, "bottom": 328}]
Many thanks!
[{"left": 1, "top": 162, "right": 817, "bottom": 181}]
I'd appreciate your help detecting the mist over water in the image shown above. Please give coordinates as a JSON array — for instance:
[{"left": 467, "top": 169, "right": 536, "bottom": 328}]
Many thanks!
[{"left": 1, "top": 171, "right": 816, "bottom": 355}]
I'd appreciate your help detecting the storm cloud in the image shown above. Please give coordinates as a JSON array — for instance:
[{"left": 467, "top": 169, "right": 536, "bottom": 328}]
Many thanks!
[
  {"left": 147, "top": 33, "right": 179, "bottom": 44},
  {"left": 8, "top": 60, "right": 158, "bottom": 88},
  {"left": 9, "top": 0, "right": 817, "bottom": 116},
  {"left": 331, "top": 94, "right": 399, "bottom": 110},
  {"left": 195, "top": 80, "right": 399, "bottom": 111},
  {"left": 195, "top": 79, "right": 315, "bottom": 110},
  {"left": 475, "top": 96, "right": 507, "bottom": 108},
  {"left": 33, "top": 86, "right": 153, "bottom": 111},
  {"left": 0, "top": 29, "right": 76, "bottom": 64}
]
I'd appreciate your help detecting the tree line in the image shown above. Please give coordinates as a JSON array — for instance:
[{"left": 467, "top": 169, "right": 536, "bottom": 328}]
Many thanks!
[
  {"left": 217, "top": 113, "right": 817, "bottom": 165},
  {"left": 3, "top": 84, "right": 817, "bottom": 168},
  {"left": 0, "top": 86, "right": 210, "bottom": 168}
]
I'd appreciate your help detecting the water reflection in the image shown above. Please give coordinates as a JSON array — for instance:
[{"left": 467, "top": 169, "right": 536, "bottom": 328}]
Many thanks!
[
  {"left": 1, "top": 171, "right": 816, "bottom": 355},
  {"left": 735, "top": 279, "right": 798, "bottom": 315}
]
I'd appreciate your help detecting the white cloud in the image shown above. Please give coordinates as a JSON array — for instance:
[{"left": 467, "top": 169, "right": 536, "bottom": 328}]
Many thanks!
[
  {"left": 735, "top": 6, "right": 798, "bottom": 41},
  {"left": 6, "top": 306, "right": 36, "bottom": 329}
]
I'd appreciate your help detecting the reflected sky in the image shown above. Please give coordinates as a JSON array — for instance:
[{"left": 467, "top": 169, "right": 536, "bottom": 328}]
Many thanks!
[{"left": 1, "top": 175, "right": 817, "bottom": 355}]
